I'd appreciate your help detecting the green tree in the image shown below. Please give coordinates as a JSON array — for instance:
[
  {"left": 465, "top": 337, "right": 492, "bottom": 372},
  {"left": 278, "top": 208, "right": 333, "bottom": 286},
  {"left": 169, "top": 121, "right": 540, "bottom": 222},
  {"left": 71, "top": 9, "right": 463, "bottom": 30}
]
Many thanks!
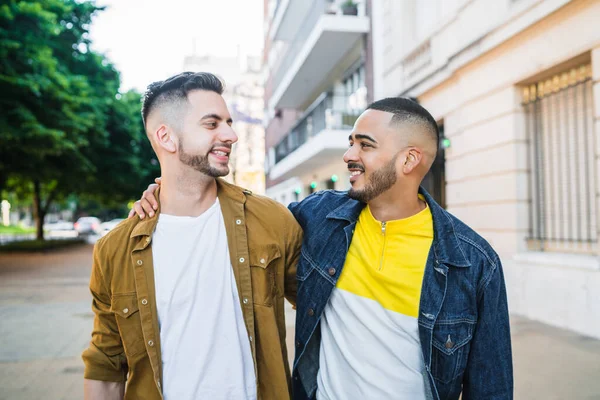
[{"left": 0, "top": 1, "right": 159, "bottom": 239}]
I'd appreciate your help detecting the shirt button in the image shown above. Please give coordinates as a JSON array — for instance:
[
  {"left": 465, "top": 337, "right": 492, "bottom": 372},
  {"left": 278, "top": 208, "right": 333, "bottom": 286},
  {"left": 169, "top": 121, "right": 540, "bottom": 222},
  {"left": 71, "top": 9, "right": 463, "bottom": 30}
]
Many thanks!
[
  {"left": 260, "top": 258, "right": 266, "bottom": 264},
  {"left": 236, "top": 219, "right": 242, "bottom": 225},
  {"left": 122, "top": 308, "right": 129, "bottom": 314},
  {"left": 145, "top": 237, "right": 150, "bottom": 243},
  {"left": 157, "top": 381, "right": 161, "bottom": 389},
  {"left": 249, "top": 336, "right": 253, "bottom": 342},
  {"left": 148, "top": 340, "right": 154, "bottom": 347},
  {"left": 239, "top": 257, "right": 245, "bottom": 263},
  {"left": 243, "top": 297, "right": 249, "bottom": 304},
  {"left": 137, "top": 260, "right": 143, "bottom": 266},
  {"left": 328, "top": 268, "right": 336, "bottom": 276},
  {"left": 141, "top": 299, "right": 148, "bottom": 305},
  {"left": 308, "top": 308, "right": 315, "bottom": 316},
  {"left": 445, "top": 338, "right": 454, "bottom": 349}
]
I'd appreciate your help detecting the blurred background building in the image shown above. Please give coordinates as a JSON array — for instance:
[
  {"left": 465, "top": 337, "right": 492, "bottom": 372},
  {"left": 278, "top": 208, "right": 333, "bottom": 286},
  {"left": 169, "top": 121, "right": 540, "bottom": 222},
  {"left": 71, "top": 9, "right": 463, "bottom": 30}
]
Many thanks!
[{"left": 264, "top": 0, "right": 600, "bottom": 339}]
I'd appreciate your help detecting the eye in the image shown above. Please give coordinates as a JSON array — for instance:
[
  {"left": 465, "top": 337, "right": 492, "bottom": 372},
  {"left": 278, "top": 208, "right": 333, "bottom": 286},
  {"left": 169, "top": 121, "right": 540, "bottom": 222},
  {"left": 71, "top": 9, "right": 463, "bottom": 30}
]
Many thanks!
[
  {"left": 360, "top": 142, "right": 372, "bottom": 148},
  {"left": 205, "top": 122, "right": 217, "bottom": 128}
]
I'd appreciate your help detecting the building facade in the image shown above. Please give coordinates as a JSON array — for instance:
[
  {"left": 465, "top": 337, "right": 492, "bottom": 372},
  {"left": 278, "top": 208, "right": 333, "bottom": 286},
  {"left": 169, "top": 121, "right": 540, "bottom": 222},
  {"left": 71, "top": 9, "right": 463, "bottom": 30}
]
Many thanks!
[
  {"left": 263, "top": 0, "right": 371, "bottom": 204},
  {"left": 374, "top": 0, "right": 600, "bottom": 338}
]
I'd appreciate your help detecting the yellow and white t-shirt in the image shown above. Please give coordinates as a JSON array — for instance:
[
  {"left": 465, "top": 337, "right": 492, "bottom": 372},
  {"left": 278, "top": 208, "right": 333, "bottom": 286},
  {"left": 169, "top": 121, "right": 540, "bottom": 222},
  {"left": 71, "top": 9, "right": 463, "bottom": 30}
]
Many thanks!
[{"left": 316, "top": 201, "right": 434, "bottom": 400}]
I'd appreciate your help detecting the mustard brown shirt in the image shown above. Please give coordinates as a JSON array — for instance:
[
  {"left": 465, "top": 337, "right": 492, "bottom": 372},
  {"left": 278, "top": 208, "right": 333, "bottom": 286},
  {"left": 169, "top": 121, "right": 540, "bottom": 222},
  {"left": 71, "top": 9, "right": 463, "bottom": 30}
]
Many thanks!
[{"left": 82, "top": 179, "right": 303, "bottom": 400}]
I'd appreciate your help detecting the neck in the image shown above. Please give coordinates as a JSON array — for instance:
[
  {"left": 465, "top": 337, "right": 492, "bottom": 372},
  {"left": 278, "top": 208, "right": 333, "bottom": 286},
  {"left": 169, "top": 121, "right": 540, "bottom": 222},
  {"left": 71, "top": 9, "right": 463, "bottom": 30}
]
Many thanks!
[
  {"left": 158, "top": 167, "right": 218, "bottom": 217},
  {"left": 367, "top": 184, "right": 426, "bottom": 222}
]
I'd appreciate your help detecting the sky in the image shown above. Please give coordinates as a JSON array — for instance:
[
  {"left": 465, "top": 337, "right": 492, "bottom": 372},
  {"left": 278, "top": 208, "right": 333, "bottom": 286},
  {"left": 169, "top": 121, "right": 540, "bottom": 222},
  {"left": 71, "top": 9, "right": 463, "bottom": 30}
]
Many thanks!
[{"left": 89, "top": 0, "right": 264, "bottom": 92}]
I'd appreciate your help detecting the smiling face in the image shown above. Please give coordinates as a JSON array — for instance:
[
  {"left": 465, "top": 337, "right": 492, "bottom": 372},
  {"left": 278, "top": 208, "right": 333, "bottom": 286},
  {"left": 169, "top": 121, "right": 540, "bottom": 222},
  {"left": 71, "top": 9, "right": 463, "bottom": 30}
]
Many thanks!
[
  {"left": 343, "top": 97, "right": 440, "bottom": 204},
  {"left": 344, "top": 109, "right": 404, "bottom": 203},
  {"left": 176, "top": 90, "right": 237, "bottom": 177}
]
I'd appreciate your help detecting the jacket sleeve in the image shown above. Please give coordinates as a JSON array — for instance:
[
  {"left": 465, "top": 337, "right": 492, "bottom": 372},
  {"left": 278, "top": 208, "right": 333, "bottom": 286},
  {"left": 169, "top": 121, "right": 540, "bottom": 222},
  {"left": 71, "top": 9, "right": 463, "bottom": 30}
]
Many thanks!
[
  {"left": 283, "top": 208, "right": 303, "bottom": 307},
  {"left": 81, "top": 241, "right": 128, "bottom": 382},
  {"left": 462, "top": 257, "right": 513, "bottom": 399}
]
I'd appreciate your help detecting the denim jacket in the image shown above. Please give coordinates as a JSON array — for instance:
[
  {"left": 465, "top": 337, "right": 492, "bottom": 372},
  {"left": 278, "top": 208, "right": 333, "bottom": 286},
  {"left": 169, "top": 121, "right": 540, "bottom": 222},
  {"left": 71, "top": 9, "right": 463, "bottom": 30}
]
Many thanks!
[{"left": 288, "top": 188, "right": 513, "bottom": 400}]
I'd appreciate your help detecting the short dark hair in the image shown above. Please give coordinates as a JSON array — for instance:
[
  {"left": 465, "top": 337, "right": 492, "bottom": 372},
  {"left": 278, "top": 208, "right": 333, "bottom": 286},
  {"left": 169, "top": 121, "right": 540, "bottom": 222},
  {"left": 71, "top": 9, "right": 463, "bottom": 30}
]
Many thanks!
[
  {"left": 141, "top": 71, "right": 225, "bottom": 126},
  {"left": 367, "top": 97, "right": 439, "bottom": 150}
]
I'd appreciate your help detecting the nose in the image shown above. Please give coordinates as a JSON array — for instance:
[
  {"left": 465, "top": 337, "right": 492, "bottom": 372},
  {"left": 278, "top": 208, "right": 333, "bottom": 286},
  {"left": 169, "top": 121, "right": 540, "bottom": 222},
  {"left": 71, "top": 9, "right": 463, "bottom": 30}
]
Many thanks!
[
  {"left": 219, "top": 124, "right": 238, "bottom": 144},
  {"left": 343, "top": 144, "right": 358, "bottom": 164}
]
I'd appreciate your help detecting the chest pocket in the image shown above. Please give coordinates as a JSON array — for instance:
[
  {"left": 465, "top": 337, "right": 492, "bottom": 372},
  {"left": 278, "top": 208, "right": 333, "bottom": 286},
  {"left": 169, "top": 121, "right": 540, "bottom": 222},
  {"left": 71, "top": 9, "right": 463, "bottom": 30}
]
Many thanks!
[
  {"left": 430, "top": 320, "right": 474, "bottom": 384},
  {"left": 111, "top": 293, "right": 146, "bottom": 358},
  {"left": 249, "top": 244, "right": 281, "bottom": 307}
]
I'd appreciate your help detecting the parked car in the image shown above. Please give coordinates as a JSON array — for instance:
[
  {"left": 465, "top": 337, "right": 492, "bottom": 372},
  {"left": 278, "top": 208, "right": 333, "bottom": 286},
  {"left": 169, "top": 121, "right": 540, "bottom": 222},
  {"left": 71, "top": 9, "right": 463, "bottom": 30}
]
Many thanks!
[
  {"left": 43, "top": 220, "right": 75, "bottom": 232},
  {"left": 44, "top": 220, "right": 78, "bottom": 238},
  {"left": 100, "top": 218, "right": 125, "bottom": 236},
  {"left": 74, "top": 217, "right": 101, "bottom": 235}
]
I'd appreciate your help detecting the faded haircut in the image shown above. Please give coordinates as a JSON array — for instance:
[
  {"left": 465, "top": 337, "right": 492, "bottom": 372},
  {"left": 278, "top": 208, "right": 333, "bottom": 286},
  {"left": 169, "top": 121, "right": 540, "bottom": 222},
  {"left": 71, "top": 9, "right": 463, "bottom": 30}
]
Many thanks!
[
  {"left": 367, "top": 97, "right": 439, "bottom": 153},
  {"left": 141, "top": 71, "right": 225, "bottom": 127}
]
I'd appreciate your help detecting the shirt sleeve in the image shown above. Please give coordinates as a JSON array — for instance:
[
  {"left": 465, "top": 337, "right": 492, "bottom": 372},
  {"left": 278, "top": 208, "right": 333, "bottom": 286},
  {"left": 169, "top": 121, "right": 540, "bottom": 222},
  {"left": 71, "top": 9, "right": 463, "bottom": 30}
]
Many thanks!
[
  {"left": 81, "top": 241, "right": 128, "bottom": 382},
  {"left": 283, "top": 208, "right": 303, "bottom": 307}
]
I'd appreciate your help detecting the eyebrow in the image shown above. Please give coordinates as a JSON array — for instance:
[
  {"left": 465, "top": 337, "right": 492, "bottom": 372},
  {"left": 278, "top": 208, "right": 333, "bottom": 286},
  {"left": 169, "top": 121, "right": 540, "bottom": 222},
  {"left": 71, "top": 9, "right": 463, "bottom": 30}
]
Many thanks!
[
  {"left": 349, "top": 133, "right": 378, "bottom": 144},
  {"left": 200, "top": 113, "right": 233, "bottom": 124}
]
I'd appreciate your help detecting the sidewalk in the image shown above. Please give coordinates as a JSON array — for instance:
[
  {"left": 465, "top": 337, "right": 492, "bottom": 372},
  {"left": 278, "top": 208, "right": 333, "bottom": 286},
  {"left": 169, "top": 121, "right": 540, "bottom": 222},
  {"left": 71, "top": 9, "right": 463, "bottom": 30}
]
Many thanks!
[
  {"left": 511, "top": 315, "right": 600, "bottom": 398},
  {"left": 0, "top": 245, "right": 93, "bottom": 400},
  {"left": 1, "top": 246, "right": 599, "bottom": 399}
]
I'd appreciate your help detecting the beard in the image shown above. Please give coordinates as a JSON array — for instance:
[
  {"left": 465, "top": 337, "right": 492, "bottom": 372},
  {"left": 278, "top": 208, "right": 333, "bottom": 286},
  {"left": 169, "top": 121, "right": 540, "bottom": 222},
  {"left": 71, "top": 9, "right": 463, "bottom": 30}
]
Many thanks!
[
  {"left": 178, "top": 138, "right": 229, "bottom": 178},
  {"left": 347, "top": 153, "right": 399, "bottom": 203}
]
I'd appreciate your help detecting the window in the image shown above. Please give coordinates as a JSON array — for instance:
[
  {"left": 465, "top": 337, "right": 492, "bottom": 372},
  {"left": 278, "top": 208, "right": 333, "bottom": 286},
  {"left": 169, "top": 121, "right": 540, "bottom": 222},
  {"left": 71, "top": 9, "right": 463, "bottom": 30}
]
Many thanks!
[
  {"left": 343, "top": 64, "right": 367, "bottom": 112},
  {"left": 523, "top": 64, "right": 596, "bottom": 254}
]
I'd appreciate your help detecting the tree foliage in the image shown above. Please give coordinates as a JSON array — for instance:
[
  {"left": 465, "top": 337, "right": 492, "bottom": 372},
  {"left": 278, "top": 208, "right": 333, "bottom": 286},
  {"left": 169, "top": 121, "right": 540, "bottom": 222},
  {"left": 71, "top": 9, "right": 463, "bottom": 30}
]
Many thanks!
[{"left": 0, "top": 0, "right": 159, "bottom": 239}]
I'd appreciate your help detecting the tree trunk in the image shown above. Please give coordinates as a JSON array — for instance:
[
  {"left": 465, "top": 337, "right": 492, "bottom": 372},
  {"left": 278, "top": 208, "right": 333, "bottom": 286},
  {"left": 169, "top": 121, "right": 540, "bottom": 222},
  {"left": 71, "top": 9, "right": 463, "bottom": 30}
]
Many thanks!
[
  {"left": 33, "top": 179, "right": 45, "bottom": 241},
  {"left": 0, "top": 171, "right": 5, "bottom": 201}
]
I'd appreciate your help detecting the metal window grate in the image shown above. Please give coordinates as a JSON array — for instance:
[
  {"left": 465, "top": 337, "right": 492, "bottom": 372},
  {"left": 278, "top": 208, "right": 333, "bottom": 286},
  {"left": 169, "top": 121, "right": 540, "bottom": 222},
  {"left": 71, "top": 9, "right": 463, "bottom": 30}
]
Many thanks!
[{"left": 523, "top": 64, "right": 597, "bottom": 254}]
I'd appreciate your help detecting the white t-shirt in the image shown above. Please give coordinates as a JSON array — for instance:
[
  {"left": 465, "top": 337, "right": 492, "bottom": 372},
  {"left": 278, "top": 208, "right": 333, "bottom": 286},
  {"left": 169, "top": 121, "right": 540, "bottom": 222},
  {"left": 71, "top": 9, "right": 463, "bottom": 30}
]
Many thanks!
[{"left": 152, "top": 199, "right": 256, "bottom": 400}]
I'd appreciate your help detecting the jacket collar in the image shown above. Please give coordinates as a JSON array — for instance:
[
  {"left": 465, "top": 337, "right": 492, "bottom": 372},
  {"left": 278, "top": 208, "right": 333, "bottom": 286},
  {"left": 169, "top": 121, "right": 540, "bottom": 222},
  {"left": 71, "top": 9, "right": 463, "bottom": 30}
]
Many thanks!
[
  {"left": 419, "top": 187, "right": 471, "bottom": 268},
  {"left": 326, "top": 187, "right": 471, "bottom": 268},
  {"left": 326, "top": 196, "right": 364, "bottom": 223},
  {"left": 130, "top": 178, "right": 248, "bottom": 238}
]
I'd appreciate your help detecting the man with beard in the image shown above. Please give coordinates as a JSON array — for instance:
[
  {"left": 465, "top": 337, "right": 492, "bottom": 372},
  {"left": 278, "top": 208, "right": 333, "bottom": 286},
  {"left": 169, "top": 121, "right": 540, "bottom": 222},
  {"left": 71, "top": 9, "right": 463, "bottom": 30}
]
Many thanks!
[
  {"left": 82, "top": 72, "right": 302, "bottom": 400},
  {"left": 132, "top": 97, "right": 513, "bottom": 399}
]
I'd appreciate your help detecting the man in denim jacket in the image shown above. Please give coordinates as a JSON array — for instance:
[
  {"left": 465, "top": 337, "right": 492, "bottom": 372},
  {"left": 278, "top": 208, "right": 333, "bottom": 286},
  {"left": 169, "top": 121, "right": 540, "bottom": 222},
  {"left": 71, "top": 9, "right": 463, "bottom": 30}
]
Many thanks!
[
  {"left": 134, "top": 97, "right": 513, "bottom": 400},
  {"left": 288, "top": 98, "right": 512, "bottom": 400}
]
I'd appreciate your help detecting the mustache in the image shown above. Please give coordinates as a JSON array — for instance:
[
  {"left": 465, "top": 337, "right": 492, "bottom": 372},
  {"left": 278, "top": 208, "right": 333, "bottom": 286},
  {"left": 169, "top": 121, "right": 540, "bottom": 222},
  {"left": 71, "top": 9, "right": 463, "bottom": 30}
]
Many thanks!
[
  {"left": 347, "top": 163, "right": 365, "bottom": 172},
  {"left": 210, "top": 143, "right": 232, "bottom": 151}
]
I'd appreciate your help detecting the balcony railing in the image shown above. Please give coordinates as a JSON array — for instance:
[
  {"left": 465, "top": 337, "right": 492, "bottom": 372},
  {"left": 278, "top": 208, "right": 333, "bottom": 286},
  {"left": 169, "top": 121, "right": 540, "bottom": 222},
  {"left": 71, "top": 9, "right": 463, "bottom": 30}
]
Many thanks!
[
  {"left": 270, "top": 0, "right": 365, "bottom": 95},
  {"left": 274, "top": 93, "right": 360, "bottom": 164}
]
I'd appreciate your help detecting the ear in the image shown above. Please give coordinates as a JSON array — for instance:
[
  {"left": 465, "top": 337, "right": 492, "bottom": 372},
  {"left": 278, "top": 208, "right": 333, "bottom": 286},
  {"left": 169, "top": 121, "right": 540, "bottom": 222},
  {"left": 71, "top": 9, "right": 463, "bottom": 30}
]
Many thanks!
[
  {"left": 155, "top": 125, "right": 177, "bottom": 153},
  {"left": 402, "top": 148, "right": 423, "bottom": 174}
]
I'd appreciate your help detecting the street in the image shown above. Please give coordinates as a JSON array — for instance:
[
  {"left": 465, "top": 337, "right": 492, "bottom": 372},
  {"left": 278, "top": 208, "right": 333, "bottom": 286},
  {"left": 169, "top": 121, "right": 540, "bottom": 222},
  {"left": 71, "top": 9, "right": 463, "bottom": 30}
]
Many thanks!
[{"left": 0, "top": 245, "right": 599, "bottom": 399}]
